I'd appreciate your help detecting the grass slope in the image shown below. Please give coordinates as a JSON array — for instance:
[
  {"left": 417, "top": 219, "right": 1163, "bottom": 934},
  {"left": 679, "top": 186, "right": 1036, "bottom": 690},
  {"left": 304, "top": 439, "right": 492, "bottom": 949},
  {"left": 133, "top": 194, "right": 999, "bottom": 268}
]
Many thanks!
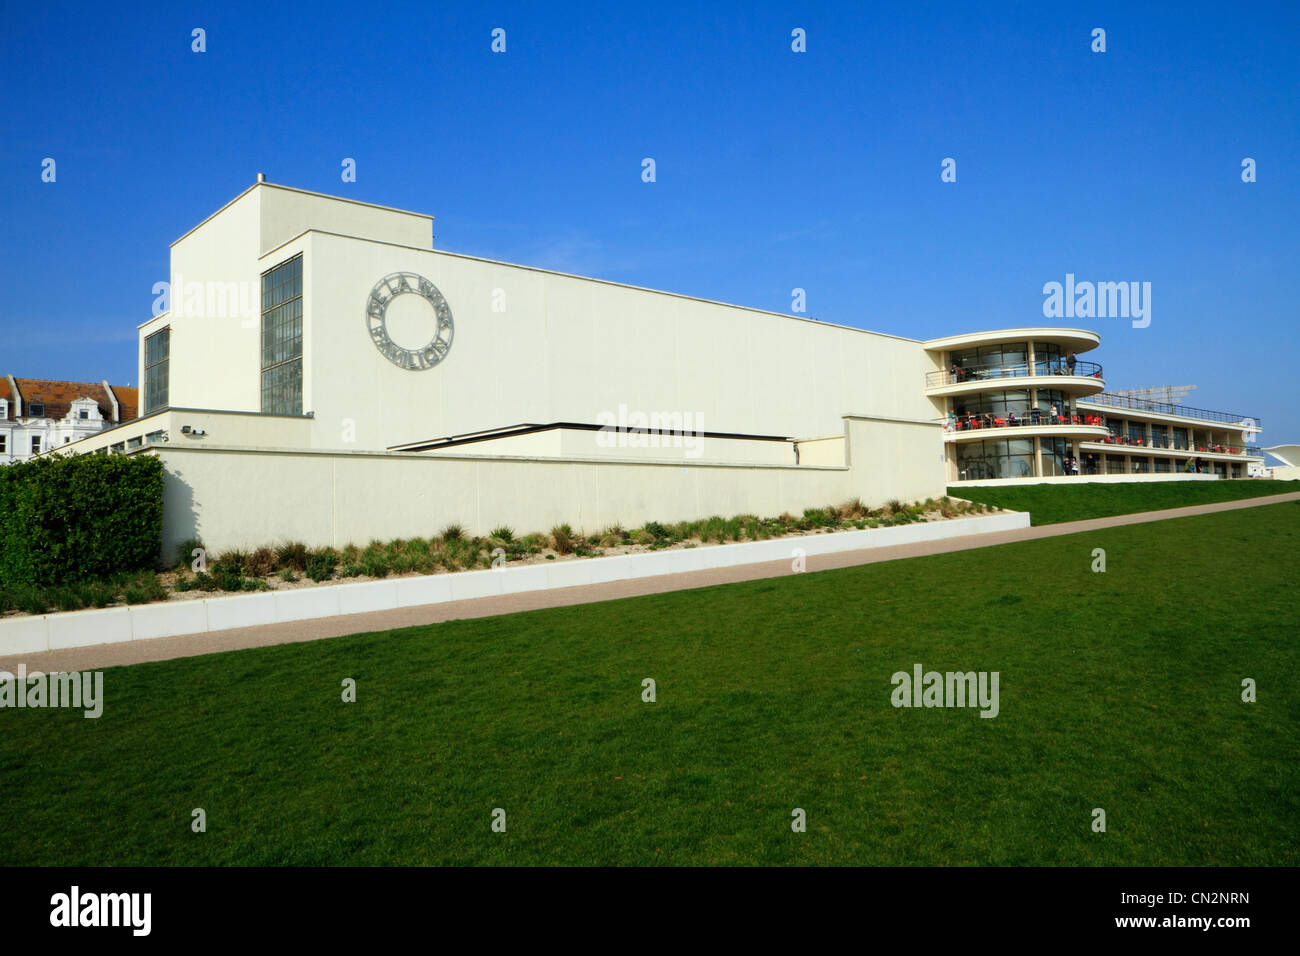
[
  {"left": 1, "top": 502, "right": 1296, "bottom": 866},
  {"left": 951, "top": 479, "right": 1291, "bottom": 525}
]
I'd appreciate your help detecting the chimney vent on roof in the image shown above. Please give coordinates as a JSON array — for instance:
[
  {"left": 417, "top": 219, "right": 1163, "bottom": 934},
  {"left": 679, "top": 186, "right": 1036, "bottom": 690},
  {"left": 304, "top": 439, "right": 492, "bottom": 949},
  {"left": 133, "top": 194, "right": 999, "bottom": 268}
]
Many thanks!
[{"left": 257, "top": 172, "right": 266, "bottom": 183}]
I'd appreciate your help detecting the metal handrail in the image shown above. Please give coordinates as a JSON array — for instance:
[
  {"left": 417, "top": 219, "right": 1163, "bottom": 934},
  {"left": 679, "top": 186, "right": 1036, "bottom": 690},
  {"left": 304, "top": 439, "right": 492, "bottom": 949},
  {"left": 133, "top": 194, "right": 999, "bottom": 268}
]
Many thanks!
[
  {"left": 1081, "top": 392, "right": 1260, "bottom": 428},
  {"left": 1085, "top": 435, "right": 1258, "bottom": 455},
  {"left": 945, "top": 412, "right": 1108, "bottom": 433},
  {"left": 927, "top": 360, "right": 1103, "bottom": 388}
]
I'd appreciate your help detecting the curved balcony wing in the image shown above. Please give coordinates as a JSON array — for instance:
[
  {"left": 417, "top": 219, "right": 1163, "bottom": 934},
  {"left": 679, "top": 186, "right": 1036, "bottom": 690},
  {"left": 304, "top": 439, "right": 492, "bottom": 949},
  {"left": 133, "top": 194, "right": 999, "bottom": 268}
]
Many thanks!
[{"left": 927, "top": 360, "right": 1103, "bottom": 388}]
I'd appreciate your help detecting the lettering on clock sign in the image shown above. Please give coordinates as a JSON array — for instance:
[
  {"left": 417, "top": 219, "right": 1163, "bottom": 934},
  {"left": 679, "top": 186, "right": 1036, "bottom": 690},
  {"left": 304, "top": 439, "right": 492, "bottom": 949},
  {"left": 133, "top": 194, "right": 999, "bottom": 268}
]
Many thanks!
[{"left": 365, "top": 272, "right": 454, "bottom": 370}]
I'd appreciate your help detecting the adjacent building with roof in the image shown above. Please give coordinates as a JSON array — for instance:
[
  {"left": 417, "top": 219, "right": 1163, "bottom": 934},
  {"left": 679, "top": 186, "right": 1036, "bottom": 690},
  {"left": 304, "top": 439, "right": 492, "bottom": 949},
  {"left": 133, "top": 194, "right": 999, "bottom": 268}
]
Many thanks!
[{"left": 1, "top": 377, "right": 137, "bottom": 465}]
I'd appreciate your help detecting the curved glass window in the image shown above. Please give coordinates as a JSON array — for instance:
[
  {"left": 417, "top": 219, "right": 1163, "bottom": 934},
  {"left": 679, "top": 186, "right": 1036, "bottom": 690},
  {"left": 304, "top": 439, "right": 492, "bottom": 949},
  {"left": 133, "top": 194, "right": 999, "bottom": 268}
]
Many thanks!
[
  {"left": 1041, "top": 437, "right": 1069, "bottom": 476},
  {"left": 953, "top": 389, "right": 1031, "bottom": 420},
  {"left": 950, "top": 343, "right": 1029, "bottom": 377},
  {"left": 1036, "top": 389, "right": 1074, "bottom": 420},
  {"left": 1034, "top": 341, "right": 1066, "bottom": 374},
  {"left": 955, "top": 438, "right": 1035, "bottom": 480}
]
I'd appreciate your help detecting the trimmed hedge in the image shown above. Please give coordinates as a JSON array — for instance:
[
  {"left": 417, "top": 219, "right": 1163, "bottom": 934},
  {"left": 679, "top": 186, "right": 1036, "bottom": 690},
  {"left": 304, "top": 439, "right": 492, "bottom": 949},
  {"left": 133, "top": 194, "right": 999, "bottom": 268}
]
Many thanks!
[{"left": 0, "top": 453, "right": 165, "bottom": 588}]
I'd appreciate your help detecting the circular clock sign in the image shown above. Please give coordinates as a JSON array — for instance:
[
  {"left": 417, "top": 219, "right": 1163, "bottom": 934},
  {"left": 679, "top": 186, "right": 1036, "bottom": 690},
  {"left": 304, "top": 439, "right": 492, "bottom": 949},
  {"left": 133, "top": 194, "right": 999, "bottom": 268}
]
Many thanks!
[{"left": 365, "top": 272, "right": 454, "bottom": 370}]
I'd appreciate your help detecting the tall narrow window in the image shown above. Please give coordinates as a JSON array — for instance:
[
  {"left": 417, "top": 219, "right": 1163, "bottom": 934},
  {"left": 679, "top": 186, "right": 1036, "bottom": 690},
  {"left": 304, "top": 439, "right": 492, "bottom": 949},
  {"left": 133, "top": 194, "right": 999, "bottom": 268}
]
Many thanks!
[
  {"left": 261, "top": 255, "right": 303, "bottom": 415},
  {"left": 145, "top": 328, "right": 170, "bottom": 413}
]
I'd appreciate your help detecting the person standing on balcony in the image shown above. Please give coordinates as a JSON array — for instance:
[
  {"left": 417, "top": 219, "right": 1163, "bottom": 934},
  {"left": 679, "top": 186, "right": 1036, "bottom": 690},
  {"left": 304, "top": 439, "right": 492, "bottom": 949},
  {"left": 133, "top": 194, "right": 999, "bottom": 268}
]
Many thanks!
[
  {"left": 1050, "top": 403, "right": 1059, "bottom": 423},
  {"left": 1066, "top": 352, "right": 1077, "bottom": 375}
]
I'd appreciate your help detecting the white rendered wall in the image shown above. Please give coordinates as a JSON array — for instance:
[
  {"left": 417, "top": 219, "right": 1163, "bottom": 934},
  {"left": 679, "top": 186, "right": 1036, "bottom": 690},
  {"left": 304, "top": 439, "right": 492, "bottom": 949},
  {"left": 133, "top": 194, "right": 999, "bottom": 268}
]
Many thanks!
[
  {"left": 166, "top": 189, "right": 264, "bottom": 412},
  {"left": 160, "top": 184, "right": 435, "bottom": 418},
  {"left": 141, "top": 187, "right": 944, "bottom": 459},
  {"left": 149, "top": 417, "right": 945, "bottom": 554},
  {"left": 258, "top": 186, "right": 431, "bottom": 254},
  {"left": 299, "top": 230, "right": 940, "bottom": 453},
  {"left": 41, "top": 409, "right": 315, "bottom": 459}
]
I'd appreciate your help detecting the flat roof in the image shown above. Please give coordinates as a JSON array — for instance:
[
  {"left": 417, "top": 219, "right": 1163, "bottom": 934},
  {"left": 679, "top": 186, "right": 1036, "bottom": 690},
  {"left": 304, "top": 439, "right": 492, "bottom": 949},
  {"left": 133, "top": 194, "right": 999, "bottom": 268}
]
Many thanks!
[
  {"left": 923, "top": 328, "right": 1101, "bottom": 353},
  {"left": 1080, "top": 393, "right": 1259, "bottom": 428}
]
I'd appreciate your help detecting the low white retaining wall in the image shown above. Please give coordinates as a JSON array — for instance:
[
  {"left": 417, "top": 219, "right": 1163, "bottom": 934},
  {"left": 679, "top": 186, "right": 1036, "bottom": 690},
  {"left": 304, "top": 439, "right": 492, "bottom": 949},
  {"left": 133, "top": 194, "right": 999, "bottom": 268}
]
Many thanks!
[
  {"left": 0, "top": 511, "right": 1027, "bottom": 657},
  {"left": 953, "top": 473, "right": 1222, "bottom": 487},
  {"left": 149, "top": 413, "right": 946, "bottom": 554}
]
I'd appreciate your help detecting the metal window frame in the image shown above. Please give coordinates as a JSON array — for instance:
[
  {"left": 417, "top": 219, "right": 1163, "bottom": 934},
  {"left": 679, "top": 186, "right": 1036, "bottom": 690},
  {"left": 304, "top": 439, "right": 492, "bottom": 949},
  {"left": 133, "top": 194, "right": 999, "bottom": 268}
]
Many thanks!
[
  {"left": 144, "top": 326, "right": 171, "bottom": 413},
  {"left": 260, "top": 255, "right": 304, "bottom": 416}
]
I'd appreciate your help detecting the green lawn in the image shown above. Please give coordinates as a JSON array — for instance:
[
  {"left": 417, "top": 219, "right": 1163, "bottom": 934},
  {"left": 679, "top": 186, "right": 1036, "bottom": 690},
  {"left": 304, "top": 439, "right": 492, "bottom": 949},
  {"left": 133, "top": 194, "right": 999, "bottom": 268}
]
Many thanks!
[
  {"left": 2, "top": 502, "right": 1296, "bottom": 866},
  {"left": 951, "top": 478, "right": 1292, "bottom": 525}
]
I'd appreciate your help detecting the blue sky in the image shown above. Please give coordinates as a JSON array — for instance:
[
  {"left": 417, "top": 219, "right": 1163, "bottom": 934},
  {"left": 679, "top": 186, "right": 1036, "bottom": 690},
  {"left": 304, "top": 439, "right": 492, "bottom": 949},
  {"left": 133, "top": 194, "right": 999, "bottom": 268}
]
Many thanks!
[{"left": 2, "top": 1, "right": 1297, "bottom": 447}]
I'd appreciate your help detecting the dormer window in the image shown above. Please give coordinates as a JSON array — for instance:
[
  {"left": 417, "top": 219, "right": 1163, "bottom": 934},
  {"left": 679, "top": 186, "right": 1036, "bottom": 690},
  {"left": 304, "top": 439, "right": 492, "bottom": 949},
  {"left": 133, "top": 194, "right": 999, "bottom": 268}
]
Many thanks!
[
  {"left": 79, "top": 408, "right": 89, "bottom": 419},
  {"left": 29, "top": 402, "right": 44, "bottom": 417}
]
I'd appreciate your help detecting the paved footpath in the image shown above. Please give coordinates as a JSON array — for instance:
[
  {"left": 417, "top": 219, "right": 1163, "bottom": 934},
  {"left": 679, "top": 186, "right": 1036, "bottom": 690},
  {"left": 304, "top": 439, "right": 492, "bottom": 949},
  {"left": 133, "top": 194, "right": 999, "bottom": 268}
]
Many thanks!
[{"left": 5, "top": 490, "right": 1298, "bottom": 674}]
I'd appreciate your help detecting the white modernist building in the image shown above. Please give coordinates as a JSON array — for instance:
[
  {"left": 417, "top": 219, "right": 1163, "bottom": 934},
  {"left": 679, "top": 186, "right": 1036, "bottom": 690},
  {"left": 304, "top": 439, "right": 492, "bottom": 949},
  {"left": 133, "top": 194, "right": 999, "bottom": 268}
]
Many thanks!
[{"left": 50, "top": 180, "right": 1266, "bottom": 554}]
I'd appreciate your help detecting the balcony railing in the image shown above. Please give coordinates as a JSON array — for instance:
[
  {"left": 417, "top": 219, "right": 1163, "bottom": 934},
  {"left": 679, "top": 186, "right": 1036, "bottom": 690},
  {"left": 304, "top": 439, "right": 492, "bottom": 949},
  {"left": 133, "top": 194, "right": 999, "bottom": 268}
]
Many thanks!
[
  {"left": 1084, "top": 435, "right": 1261, "bottom": 455},
  {"left": 926, "top": 360, "right": 1103, "bottom": 388},
  {"left": 946, "top": 411, "right": 1107, "bottom": 434},
  {"left": 1081, "top": 392, "right": 1260, "bottom": 428}
]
